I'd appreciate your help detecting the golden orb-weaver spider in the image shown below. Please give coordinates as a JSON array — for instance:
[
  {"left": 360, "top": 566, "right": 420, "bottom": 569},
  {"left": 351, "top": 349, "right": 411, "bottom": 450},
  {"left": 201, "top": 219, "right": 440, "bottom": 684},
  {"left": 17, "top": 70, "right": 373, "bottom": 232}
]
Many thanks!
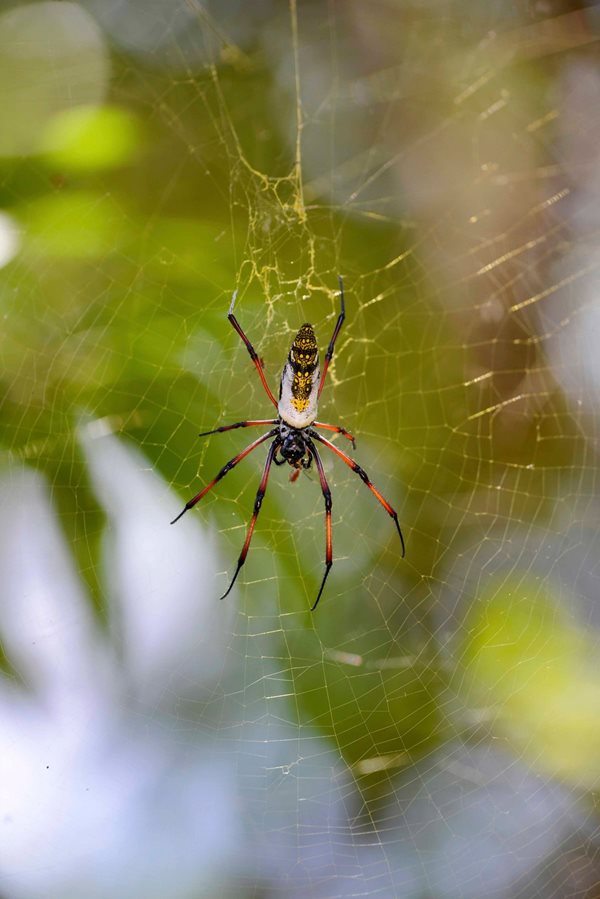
[{"left": 171, "top": 278, "right": 405, "bottom": 609}]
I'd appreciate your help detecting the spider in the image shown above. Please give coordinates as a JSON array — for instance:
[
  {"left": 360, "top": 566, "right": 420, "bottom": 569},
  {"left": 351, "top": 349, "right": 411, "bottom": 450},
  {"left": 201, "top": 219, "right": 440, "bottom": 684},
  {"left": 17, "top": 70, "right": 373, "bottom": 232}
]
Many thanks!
[{"left": 171, "top": 277, "right": 405, "bottom": 609}]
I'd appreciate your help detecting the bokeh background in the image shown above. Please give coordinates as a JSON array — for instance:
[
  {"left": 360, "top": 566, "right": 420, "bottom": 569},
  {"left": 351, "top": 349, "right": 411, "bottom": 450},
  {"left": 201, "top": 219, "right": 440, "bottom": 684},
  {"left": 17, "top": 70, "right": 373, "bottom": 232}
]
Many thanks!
[{"left": 1, "top": 1, "right": 600, "bottom": 896}]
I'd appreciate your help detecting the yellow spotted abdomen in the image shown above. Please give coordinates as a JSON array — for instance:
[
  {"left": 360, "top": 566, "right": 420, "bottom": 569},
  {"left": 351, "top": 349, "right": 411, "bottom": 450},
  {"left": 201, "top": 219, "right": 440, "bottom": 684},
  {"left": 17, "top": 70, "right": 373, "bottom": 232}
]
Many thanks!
[{"left": 278, "top": 323, "right": 320, "bottom": 428}]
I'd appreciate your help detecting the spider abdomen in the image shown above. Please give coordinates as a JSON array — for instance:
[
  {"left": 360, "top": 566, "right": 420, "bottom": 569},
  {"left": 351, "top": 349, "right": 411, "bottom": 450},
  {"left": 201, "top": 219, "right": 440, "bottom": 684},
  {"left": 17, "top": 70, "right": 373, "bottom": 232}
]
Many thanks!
[{"left": 278, "top": 323, "right": 320, "bottom": 428}]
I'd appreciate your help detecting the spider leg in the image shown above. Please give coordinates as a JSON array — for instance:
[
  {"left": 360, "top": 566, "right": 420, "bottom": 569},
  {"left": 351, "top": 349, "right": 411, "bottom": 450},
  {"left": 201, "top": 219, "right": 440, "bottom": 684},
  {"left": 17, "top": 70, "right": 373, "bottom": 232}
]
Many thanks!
[
  {"left": 170, "top": 428, "right": 278, "bottom": 524},
  {"left": 199, "top": 419, "right": 278, "bottom": 438},
  {"left": 228, "top": 290, "right": 278, "bottom": 409},
  {"left": 219, "top": 439, "right": 279, "bottom": 600},
  {"left": 311, "top": 432, "right": 405, "bottom": 557},
  {"left": 317, "top": 275, "right": 345, "bottom": 399},
  {"left": 306, "top": 439, "right": 333, "bottom": 610},
  {"left": 311, "top": 422, "right": 356, "bottom": 449}
]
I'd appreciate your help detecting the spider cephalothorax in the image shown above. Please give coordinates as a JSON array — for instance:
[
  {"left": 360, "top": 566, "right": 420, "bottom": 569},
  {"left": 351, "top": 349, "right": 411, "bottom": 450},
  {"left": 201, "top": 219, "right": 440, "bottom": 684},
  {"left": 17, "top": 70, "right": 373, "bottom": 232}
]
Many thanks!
[
  {"left": 277, "top": 422, "right": 311, "bottom": 467},
  {"left": 171, "top": 277, "right": 405, "bottom": 609}
]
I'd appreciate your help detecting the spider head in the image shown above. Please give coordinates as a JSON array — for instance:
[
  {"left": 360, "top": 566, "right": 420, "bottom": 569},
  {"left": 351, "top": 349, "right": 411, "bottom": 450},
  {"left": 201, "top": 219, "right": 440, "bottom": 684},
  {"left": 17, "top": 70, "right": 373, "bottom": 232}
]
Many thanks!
[{"left": 279, "top": 426, "right": 307, "bottom": 465}]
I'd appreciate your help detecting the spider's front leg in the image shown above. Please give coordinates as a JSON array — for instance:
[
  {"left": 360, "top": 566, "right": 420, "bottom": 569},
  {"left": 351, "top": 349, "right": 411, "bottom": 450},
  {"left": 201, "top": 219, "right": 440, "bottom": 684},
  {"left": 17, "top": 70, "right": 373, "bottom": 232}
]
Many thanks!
[{"left": 228, "top": 290, "right": 278, "bottom": 409}]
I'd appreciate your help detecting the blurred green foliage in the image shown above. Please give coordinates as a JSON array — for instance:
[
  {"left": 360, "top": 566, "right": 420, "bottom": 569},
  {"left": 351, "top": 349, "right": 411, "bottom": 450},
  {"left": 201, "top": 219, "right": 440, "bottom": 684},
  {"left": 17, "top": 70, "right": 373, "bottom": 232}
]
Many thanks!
[
  {"left": 42, "top": 105, "right": 142, "bottom": 173},
  {"left": 461, "top": 576, "right": 600, "bottom": 789}
]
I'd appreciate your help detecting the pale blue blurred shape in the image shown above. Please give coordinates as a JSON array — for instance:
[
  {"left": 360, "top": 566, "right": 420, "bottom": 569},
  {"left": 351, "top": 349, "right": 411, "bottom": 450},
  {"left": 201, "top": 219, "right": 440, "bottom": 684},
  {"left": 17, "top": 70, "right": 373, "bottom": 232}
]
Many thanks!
[
  {"left": 0, "top": 456, "right": 242, "bottom": 899},
  {"left": 0, "top": 467, "right": 114, "bottom": 721},
  {"left": 390, "top": 742, "right": 590, "bottom": 899},
  {"left": 234, "top": 723, "right": 358, "bottom": 886},
  {"left": 543, "top": 58, "right": 600, "bottom": 429},
  {"left": 280, "top": 741, "right": 597, "bottom": 898},
  {"left": 0, "top": 442, "right": 595, "bottom": 897},
  {"left": 79, "top": 422, "right": 232, "bottom": 699},
  {"left": 546, "top": 251, "right": 600, "bottom": 424}
]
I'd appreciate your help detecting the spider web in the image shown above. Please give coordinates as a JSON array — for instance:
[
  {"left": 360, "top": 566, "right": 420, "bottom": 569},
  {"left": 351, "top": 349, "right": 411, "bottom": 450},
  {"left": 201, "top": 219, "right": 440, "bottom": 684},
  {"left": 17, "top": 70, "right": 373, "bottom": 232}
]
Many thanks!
[{"left": 1, "top": 1, "right": 600, "bottom": 897}]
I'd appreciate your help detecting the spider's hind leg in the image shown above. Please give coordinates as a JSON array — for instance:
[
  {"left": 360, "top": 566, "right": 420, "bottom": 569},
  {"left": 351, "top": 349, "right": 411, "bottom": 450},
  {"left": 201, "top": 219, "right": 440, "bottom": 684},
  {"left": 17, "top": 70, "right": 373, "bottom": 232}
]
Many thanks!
[
  {"left": 310, "top": 431, "right": 405, "bottom": 557},
  {"left": 306, "top": 439, "right": 333, "bottom": 610},
  {"left": 170, "top": 428, "right": 277, "bottom": 524},
  {"left": 219, "top": 439, "right": 280, "bottom": 600}
]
